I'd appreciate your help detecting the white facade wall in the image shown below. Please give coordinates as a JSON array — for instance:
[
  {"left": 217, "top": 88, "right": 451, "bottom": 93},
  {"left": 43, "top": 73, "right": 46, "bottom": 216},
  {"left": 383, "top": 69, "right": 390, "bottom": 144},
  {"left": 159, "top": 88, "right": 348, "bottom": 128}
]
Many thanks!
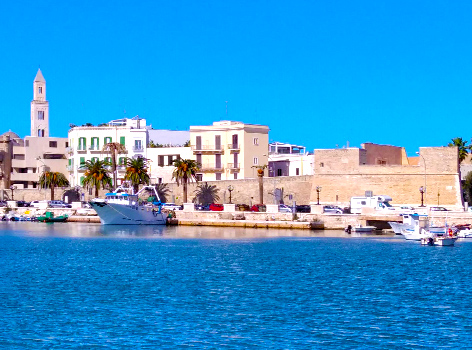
[{"left": 146, "top": 146, "right": 193, "bottom": 184}]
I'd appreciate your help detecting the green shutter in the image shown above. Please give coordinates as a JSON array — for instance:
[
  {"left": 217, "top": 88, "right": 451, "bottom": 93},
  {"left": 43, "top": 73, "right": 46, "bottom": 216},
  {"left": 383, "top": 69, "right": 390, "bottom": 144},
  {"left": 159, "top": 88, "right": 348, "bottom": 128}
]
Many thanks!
[
  {"left": 68, "top": 159, "right": 71, "bottom": 166},
  {"left": 104, "top": 137, "right": 112, "bottom": 145},
  {"left": 120, "top": 136, "right": 125, "bottom": 145},
  {"left": 80, "top": 176, "right": 85, "bottom": 186},
  {"left": 80, "top": 157, "right": 85, "bottom": 165}
]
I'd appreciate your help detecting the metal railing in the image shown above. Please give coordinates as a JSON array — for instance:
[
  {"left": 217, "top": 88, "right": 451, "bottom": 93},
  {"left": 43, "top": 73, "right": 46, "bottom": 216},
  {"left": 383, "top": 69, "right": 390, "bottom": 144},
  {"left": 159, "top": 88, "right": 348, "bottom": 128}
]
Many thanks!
[
  {"left": 227, "top": 163, "right": 240, "bottom": 169},
  {"left": 132, "top": 146, "right": 144, "bottom": 151},
  {"left": 191, "top": 145, "right": 223, "bottom": 151},
  {"left": 227, "top": 144, "right": 240, "bottom": 150},
  {"left": 200, "top": 163, "right": 224, "bottom": 171}
]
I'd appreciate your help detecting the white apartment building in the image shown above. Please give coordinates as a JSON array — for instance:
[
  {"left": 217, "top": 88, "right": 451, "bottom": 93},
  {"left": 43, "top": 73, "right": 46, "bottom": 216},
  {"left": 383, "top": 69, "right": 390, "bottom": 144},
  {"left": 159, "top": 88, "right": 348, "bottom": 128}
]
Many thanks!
[
  {"left": 68, "top": 117, "right": 191, "bottom": 187},
  {"left": 10, "top": 69, "right": 68, "bottom": 189},
  {"left": 268, "top": 142, "right": 314, "bottom": 177},
  {"left": 147, "top": 146, "right": 193, "bottom": 184},
  {"left": 189, "top": 121, "right": 269, "bottom": 181}
]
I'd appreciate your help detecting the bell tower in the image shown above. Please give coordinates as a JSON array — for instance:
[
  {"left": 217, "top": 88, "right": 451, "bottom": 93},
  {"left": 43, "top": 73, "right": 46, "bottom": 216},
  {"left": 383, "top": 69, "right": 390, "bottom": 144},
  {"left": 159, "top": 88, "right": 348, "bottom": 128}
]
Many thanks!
[{"left": 30, "top": 69, "right": 49, "bottom": 137}]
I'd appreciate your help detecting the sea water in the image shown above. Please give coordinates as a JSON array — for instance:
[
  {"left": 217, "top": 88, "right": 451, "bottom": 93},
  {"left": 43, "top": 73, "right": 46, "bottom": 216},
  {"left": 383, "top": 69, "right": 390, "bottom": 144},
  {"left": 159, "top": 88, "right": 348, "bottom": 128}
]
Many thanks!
[{"left": 1, "top": 222, "right": 471, "bottom": 349}]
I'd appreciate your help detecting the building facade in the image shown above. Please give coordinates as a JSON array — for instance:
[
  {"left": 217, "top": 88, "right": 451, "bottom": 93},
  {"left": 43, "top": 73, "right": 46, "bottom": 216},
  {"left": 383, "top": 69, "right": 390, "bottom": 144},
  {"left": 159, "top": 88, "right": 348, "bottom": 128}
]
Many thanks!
[
  {"left": 9, "top": 69, "right": 68, "bottom": 189},
  {"left": 189, "top": 121, "right": 269, "bottom": 181},
  {"left": 268, "top": 142, "right": 314, "bottom": 177}
]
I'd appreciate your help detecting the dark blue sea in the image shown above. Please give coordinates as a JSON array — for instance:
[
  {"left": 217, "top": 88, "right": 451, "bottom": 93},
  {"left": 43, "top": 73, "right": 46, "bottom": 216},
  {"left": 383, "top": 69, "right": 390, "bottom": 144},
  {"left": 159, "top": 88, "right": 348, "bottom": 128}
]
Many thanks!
[{"left": 1, "top": 222, "right": 472, "bottom": 349}]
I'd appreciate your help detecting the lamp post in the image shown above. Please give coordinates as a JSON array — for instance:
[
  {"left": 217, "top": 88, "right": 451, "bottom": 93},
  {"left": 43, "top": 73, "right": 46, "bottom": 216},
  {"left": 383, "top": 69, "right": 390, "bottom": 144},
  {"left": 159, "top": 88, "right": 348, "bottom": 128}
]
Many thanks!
[
  {"left": 419, "top": 186, "right": 425, "bottom": 207},
  {"left": 10, "top": 185, "right": 16, "bottom": 201},
  {"left": 316, "top": 186, "right": 322, "bottom": 205},
  {"left": 416, "top": 151, "right": 426, "bottom": 206},
  {"left": 227, "top": 185, "right": 234, "bottom": 204}
]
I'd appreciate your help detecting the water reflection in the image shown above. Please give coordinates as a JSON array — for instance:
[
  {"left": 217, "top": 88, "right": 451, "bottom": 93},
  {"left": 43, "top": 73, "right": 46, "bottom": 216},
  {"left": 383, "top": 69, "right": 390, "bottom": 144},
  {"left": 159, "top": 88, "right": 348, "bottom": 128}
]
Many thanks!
[{"left": 0, "top": 221, "right": 400, "bottom": 240}]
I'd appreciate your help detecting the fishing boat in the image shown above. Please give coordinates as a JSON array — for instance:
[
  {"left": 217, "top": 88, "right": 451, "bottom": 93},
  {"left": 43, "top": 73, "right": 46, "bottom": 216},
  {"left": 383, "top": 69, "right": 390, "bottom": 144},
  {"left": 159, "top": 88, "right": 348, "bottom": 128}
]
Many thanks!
[
  {"left": 90, "top": 184, "right": 166, "bottom": 225},
  {"left": 421, "top": 233, "right": 457, "bottom": 246},
  {"left": 37, "top": 211, "right": 68, "bottom": 223},
  {"left": 353, "top": 225, "right": 376, "bottom": 233}
]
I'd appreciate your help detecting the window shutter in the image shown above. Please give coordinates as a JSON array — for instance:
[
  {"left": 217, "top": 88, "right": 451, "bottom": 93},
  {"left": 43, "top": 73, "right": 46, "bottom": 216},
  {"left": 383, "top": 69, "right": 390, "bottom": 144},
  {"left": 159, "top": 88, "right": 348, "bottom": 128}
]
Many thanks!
[{"left": 120, "top": 136, "right": 125, "bottom": 145}]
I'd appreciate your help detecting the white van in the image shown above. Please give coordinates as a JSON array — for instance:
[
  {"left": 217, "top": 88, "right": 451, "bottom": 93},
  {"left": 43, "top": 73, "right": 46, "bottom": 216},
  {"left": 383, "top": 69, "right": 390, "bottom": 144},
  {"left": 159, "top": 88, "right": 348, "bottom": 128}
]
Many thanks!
[{"left": 350, "top": 195, "right": 393, "bottom": 214}]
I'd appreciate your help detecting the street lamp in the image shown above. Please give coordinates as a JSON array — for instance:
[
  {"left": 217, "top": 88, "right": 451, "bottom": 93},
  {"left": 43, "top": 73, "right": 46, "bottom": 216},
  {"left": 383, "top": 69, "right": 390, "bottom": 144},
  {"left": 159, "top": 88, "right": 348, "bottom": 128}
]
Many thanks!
[
  {"left": 316, "top": 186, "right": 322, "bottom": 205},
  {"left": 416, "top": 151, "right": 426, "bottom": 205},
  {"left": 227, "top": 185, "right": 234, "bottom": 204},
  {"left": 419, "top": 186, "right": 425, "bottom": 207},
  {"left": 10, "top": 185, "right": 16, "bottom": 200}
]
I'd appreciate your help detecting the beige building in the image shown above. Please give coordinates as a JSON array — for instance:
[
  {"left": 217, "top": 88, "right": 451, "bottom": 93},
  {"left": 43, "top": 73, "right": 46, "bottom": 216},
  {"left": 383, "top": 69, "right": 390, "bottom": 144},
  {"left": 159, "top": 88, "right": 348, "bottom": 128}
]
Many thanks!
[
  {"left": 8, "top": 69, "right": 68, "bottom": 189},
  {"left": 310, "top": 143, "right": 462, "bottom": 207},
  {"left": 189, "top": 121, "right": 269, "bottom": 181}
]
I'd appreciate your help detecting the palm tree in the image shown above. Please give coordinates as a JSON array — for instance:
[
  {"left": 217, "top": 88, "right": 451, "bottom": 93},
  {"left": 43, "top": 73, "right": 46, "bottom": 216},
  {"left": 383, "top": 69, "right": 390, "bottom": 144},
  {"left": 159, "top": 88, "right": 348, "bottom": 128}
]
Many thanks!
[
  {"left": 172, "top": 158, "right": 200, "bottom": 203},
  {"left": 102, "top": 142, "right": 127, "bottom": 189},
  {"left": 448, "top": 137, "right": 470, "bottom": 163},
  {"left": 124, "top": 157, "right": 150, "bottom": 193},
  {"left": 155, "top": 183, "right": 170, "bottom": 203},
  {"left": 39, "top": 171, "right": 70, "bottom": 200},
  {"left": 252, "top": 164, "right": 267, "bottom": 204},
  {"left": 193, "top": 182, "right": 220, "bottom": 205},
  {"left": 81, "top": 159, "right": 112, "bottom": 197}
]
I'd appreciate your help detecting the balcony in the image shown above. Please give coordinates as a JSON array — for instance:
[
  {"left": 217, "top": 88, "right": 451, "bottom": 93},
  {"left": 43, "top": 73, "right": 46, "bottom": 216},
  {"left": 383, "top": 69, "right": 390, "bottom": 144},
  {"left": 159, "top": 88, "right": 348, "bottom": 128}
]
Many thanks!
[
  {"left": 117, "top": 165, "right": 126, "bottom": 171},
  {"left": 227, "top": 144, "right": 240, "bottom": 153},
  {"left": 227, "top": 163, "right": 240, "bottom": 173},
  {"left": 200, "top": 163, "right": 224, "bottom": 173},
  {"left": 132, "top": 146, "right": 144, "bottom": 152},
  {"left": 89, "top": 145, "right": 101, "bottom": 153},
  {"left": 191, "top": 145, "right": 224, "bottom": 154},
  {"left": 77, "top": 146, "right": 87, "bottom": 153}
]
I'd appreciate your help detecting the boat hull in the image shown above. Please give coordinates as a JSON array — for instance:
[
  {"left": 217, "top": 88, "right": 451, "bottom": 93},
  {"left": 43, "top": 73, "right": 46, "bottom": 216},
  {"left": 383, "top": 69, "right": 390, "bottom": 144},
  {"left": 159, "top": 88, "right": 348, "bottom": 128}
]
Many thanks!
[{"left": 90, "top": 201, "right": 167, "bottom": 225}]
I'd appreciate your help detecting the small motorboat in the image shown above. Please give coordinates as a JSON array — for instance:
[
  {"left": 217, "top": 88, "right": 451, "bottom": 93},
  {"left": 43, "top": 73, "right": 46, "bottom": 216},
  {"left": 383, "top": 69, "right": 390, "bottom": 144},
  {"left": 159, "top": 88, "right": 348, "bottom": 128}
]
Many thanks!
[
  {"left": 352, "top": 225, "right": 376, "bottom": 233},
  {"left": 37, "top": 211, "right": 68, "bottom": 223},
  {"left": 421, "top": 235, "right": 457, "bottom": 246}
]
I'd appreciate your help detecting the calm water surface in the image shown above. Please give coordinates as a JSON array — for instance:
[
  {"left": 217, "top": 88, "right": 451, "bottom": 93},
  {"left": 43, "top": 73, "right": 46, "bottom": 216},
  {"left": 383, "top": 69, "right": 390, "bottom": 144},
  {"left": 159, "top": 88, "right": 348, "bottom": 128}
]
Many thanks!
[{"left": 1, "top": 222, "right": 472, "bottom": 349}]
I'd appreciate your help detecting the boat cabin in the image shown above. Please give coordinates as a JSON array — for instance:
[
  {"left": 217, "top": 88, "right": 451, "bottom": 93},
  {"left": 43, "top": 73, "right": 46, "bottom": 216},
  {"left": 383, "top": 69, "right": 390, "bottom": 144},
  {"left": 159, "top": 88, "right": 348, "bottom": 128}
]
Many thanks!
[{"left": 105, "top": 192, "right": 138, "bottom": 206}]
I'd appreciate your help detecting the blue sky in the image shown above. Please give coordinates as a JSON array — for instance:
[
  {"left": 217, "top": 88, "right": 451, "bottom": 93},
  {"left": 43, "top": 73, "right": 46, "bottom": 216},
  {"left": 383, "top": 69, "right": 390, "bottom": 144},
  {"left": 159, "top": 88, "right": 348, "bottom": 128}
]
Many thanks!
[{"left": 2, "top": 0, "right": 472, "bottom": 154}]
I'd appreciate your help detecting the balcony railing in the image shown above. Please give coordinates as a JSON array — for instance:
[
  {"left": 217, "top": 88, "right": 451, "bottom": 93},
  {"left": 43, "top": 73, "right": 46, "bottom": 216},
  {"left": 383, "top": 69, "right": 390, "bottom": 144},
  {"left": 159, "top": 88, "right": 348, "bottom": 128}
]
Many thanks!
[
  {"left": 200, "top": 163, "right": 224, "bottom": 172},
  {"left": 227, "top": 163, "right": 240, "bottom": 172},
  {"left": 227, "top": 144, "right": 240, "bottom": 150},
  {"left": 77, "top": 146, "right": 87, "bottom": 152},
  {"left": 133, "top": 146, "right": 144, "bottom": 151},
  {"left": 89, "top": 145, "right": 100, "bottom": 151},
  {"left": 191, "top": 145, "right": 224, "bottom": 153}
]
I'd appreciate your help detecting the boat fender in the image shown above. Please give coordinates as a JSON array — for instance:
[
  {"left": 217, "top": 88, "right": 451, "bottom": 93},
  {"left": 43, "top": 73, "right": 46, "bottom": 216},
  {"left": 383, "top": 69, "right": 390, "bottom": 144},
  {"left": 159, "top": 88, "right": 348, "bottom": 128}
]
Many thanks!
[{"left": 428, "top": 237, "right": 434, "bottom": 246}]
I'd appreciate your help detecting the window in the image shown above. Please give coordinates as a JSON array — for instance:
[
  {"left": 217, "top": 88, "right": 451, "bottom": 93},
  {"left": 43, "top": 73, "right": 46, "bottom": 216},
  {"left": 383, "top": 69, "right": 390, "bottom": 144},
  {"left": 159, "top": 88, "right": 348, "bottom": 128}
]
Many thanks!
[
  {"left": 80, "top": 157, "right": 85, "bottom": 166},
  {"left": 196, "top": 174, "right": 203, "bottom": 181},
  {"left": 134, "top": 140, "right": 142, "bottom": 150},
  {"left": 195, "top": 136, "right": 202, "bottom": 150},
  {"left": 158, "top": 155, "right": 164, "bottom": 167},
  {"left": 361, "top": 201, "right": 366, "bottom": 205},
  {"left": 92, "top": 157, "right": 99, "bottom": 163},
  {"left": 158, "top": 178, "right": 163, "bottom": 184},
  {"left": 216, "top": 173, "right": 221, "bottom": 180},
  {"left": 253, "top": 157, "right": 258, "bottom": 165},
  {"left": 253, "top": 137, "right": 259, "bottom": 145},
  {"left": 296, "top": 168, "right": 300, "bottom": 175},
  {"left": 38, "top": 87, "right": 42, "bottom": 94},
  {"left": 91, "top": 137, "right": 99, "bottom": 150},
  {"left": 38, "top": 111, "right": 44, "bottom": 120},
  {"left": 49, "top": 141, "right": 57, "bottom": 148},
  {"left": 196, "top": 154, "right": 202, "bottom": 166},
  {"left": 167, "top": 156, "right": 174, "bottom": 166},
  {"left": 105, "top": 157, "right": 111, "bottom": 163},
  {"left": 234, "top": 173, "right": 238, "bottom": 180},
  {"left": 104, "top": 137, "right": 112, "bottom": 144},
  {"left": 119, "top": 157, "right": 125, "bottom": 165},
  {"left": 320, "top": 162, "right": 324, "bottom": 168},
  {"left": 38, "top": 129, "right": 44, "bottom": 137},
  {"left": 215, "top": 135, "right": 221, "bottom": 150},
  {"left": 65, "top": 141, "right": 69, "bottom": 147},
  {"left": 25, "top": 140, "right": 29, "bottom": 147},
  {"left": 78, "top": 137, "right": 86, "bottom": 150},
  {"left": 120, "top": 136, "right": 125, "bottom": 145},
  {"left": 277, "top": 169, "right": 282, "bottom": 176}
]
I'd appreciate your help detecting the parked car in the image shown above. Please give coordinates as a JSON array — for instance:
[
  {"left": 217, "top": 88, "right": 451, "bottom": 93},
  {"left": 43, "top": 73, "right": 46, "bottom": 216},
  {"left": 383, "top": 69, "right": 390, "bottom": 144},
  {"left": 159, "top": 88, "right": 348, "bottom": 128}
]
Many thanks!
[
  {"left": 162, "top": 203, "right": 181, "bottom": 211},
  {"left": 250, "top": 204, "right": 266, "bottom": 212},
  {"left": 0, "top": 200, "right": 7, "bottom": 207},
  {"left": 236, "top": 204, "right": 250, "bottom": 211},
  {"left": 296, "top": 205, "right": 311, "bottom": 213},
  {"left": 278, "top": 204, "right": 293, "bottom": 213},
  {"left": 430, "top": 206, "right": 449, "bottom": 211},
  {"left": 194, "top": 204, "right": 205, "bottom": 211},
  {"left": 209, "top": 203, "right": 224, "bottom": 211},
  {"left": 49, "top": 200, "right": 72, "bottom": 208},
  {"left": 16, "top": 201, "right": 30, "bottom": 207},
  {"left": 30, "top": 200, "right": 49, "bottom": 208},
  {"left": 323, "top": 205, "right": 343, "bottom": 214}
]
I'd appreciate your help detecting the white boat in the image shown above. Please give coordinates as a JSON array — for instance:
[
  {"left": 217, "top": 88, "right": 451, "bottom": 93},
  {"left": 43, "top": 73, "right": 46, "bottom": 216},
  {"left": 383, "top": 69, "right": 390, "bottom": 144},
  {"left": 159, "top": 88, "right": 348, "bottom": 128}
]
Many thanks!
[
  {"left": 421, "top": 234, "right": 457, "bottom": 246},
  {"left": 457, "top": 228, "right": 472, "bottom": 238},
  {"left": 90, "top": 185, "right": 167, "bottom": 225},
  {"left": 388, "top": 213, "right": 424, "bottom": 235}
]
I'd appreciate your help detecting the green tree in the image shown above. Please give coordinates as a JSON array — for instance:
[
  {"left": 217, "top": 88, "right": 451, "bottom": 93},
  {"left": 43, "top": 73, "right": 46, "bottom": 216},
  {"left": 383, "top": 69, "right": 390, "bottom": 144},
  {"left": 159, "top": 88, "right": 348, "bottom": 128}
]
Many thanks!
[
  {"left": 172, "top": 158, "right": 200, "bottom": 203},
  {"left": 124, "top": 157, "right": 150, "bottom": 193},
  {"left": 155, "top": 183, "right": 170, "bottom": 203},
  {"left": 193, "top": 182, "right": 220, "bottom": 205},
  {"left": 102, "top": 142, "right": 127, "bottom": 189},
  {"left": 39, "top": 171, "right": 70, "bottom": 200},
  {"left": 448, "top": 137, "right": 470, "bottom": 163},
  {"left": 463, "top": 172, "right": 472, "bottom": 206},
  {"left": 81, "top": 159, "right": 112, "bottom": 197}
]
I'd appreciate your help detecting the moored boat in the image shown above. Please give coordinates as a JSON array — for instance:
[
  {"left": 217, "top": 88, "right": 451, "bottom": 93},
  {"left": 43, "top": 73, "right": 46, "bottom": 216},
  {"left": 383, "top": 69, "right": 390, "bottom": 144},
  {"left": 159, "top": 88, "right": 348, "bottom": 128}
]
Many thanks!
[{"left": 90, "top": 185, "right": 166, "bottom": 225}]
